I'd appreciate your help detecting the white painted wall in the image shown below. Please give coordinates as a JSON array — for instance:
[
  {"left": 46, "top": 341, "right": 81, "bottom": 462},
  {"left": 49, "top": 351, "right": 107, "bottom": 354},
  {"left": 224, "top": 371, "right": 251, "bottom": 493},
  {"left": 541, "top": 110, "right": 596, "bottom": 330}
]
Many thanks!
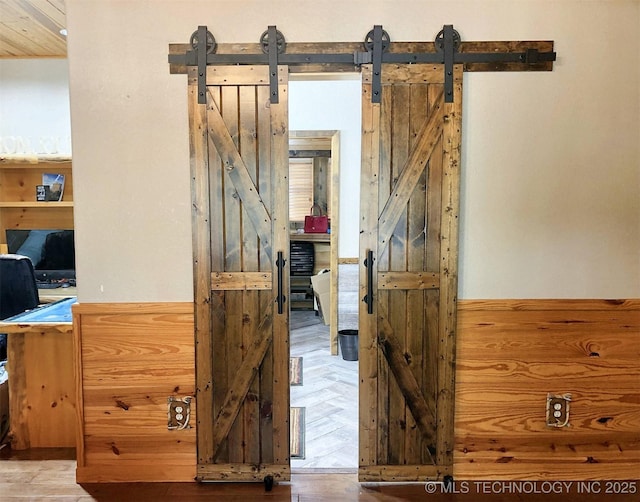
[
  {"left": 0, "top": 59, "right": 71, "bottom": 155},
  {"left": 64, "top": 0, "right": 640, "bottom": 301}
]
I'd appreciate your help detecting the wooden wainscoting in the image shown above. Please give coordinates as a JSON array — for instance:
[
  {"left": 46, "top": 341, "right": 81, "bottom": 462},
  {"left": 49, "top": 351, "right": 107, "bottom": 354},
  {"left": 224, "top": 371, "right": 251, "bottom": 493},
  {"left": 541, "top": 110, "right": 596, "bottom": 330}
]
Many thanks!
[
  {"left": 73, "top": 302, "right": 196, "bottom": 482},
  {"left": 72, "top": 299, "right": 639, "bottom": 482},
  {"left": 455, "top": 299, "right": 640, "bottom": 480}
]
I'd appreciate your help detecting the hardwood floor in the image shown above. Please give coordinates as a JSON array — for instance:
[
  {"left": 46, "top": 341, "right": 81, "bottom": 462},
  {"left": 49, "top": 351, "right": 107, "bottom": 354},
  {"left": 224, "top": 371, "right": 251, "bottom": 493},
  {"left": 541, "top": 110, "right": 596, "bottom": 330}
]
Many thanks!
[{"left": 1, "top": 447, "right": 635, "bottom": 501}]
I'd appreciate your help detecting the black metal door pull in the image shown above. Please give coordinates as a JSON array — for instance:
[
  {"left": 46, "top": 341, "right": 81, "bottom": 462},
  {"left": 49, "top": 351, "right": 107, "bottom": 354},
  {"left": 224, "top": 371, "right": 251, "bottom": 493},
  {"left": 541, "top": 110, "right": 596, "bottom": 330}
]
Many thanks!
[
  {"left": 363, "top": 250, "right": 374, "bottom": 315},
  {"left": 276, "top": 251, "right": 286, "bottom": 314}
]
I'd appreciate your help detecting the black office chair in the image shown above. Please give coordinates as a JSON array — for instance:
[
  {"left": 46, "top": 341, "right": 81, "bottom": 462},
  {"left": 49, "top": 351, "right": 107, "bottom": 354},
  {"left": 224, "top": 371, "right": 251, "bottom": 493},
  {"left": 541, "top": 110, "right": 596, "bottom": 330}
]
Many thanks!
[{"left": 0, "top": 254, "right": 40, "bottom": 360}]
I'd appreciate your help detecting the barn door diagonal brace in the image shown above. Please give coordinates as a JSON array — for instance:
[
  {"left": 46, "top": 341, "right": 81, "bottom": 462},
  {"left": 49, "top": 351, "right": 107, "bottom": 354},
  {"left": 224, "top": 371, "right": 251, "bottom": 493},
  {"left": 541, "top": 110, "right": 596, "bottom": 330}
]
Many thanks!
[{"left": 169, "top": 24, "right": 557, "bottom": 104}]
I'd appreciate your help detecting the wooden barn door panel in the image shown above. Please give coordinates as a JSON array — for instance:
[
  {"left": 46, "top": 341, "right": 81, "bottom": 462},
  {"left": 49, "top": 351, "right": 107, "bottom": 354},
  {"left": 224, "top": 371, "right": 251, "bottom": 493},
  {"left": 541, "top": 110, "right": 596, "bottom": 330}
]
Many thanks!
[
  {"left": 359, "top": 64, "right": 462, "bottom": 481},
  {"left": 189, "top": 65, "right": 290, "bottom": 482}
]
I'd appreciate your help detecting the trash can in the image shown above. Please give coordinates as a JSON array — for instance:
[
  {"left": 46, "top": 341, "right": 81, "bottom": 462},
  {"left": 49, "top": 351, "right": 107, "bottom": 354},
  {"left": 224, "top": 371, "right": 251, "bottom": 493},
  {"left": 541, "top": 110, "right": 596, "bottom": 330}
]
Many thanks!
[{"left": 338, "top": 329, "right": 358, "bottom": 361}]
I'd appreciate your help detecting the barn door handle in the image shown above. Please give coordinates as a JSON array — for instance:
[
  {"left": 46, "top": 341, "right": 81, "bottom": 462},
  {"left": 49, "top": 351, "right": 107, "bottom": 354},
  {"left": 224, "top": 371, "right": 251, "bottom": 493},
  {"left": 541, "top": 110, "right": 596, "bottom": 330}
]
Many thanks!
[
  {"left": 276, "top": 251, "right": 286, "bottom": 315},
  {"left": 363, "top": 250, "right": 374, "bottom": 315}
]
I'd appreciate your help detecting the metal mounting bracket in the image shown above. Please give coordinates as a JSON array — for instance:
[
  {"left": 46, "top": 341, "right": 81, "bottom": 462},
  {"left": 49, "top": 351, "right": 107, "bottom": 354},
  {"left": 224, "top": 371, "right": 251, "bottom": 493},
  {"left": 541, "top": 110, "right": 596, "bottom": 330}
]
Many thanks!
[
  {"left": 267, "top": 25, "right": 280, "bottom": 104},
  {"left": 442, "top": 25, "right": 455, "bottom": 102},
  {"left": 371, "top": 25, "right": 384, "bottom": 104},
  {"left": 196, "top": 25, "right": 207, "bottom": 104}
]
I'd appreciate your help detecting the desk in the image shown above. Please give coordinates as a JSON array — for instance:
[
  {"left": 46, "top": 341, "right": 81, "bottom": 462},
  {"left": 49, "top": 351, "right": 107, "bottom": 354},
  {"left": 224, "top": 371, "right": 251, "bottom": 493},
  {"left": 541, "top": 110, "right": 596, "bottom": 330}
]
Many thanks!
[{"left": 0, "top": 297, "right": 76, "bottom": 449}]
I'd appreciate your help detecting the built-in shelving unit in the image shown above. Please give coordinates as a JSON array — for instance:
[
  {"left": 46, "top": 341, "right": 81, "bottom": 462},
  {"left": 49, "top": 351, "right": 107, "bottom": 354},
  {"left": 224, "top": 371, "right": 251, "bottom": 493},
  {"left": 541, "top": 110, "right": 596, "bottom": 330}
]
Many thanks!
[{"left": 0, "top": 155, "right": 74, "bottom": 252}]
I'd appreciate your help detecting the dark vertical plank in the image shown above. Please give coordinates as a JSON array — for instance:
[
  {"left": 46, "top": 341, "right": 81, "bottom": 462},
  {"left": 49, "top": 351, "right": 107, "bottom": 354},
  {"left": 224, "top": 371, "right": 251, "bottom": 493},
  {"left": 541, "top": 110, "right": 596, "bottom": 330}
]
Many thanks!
[
  {"left": 189, "top": 73, "right": 213, "bottom": 464},
  {"left": 208, "top": 86, "right": 228, "bottom": 463},
  {"left": 256, "top": 84, "right": 275, "bottom": 464},
  {"left": 270, "top": 66, "right": 290, "bottom": 469},
  {"left": 239, "top": 85, "right": 260, "bottom": 465},
  {"left": 221, "top": 85, "right": 244, "bottom": 463},
  {"left": 387, "top": 83, "right": 409, "bottom": 466},
  {"left": 436, "top": 65, "right": 463, "bottom": 474},
  {"left": 359, "top": 69, "right": 381, "bottom": 471},
  {"left": 376, "top": 84, "right": 392, "bottom": 465},
  {"left": 424, "top": 83, "right": 443, "bottom": 464},
  {"left": 405, "top": 81, "right": 429, "bottom": 464}
]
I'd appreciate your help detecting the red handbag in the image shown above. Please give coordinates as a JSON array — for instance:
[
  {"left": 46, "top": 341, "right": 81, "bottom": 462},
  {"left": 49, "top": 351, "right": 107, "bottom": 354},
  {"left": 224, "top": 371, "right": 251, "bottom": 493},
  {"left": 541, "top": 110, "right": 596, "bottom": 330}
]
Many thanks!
[{"left": 304, "top": 204, "right": 329, "bottom": 233}]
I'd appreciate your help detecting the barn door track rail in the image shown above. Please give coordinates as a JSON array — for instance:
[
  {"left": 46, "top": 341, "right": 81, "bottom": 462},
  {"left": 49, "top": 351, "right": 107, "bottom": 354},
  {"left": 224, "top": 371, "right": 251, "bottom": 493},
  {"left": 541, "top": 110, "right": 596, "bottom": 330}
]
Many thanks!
[{"left": 168, "top": 24, "right": 556, "bottom": 104}]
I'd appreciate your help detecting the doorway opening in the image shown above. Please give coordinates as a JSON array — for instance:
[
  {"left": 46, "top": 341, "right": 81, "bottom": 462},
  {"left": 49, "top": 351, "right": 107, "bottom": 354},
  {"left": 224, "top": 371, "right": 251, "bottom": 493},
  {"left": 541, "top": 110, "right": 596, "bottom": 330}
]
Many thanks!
[{"left": 288, "top": 76, "right": 361, "bottom": 470}]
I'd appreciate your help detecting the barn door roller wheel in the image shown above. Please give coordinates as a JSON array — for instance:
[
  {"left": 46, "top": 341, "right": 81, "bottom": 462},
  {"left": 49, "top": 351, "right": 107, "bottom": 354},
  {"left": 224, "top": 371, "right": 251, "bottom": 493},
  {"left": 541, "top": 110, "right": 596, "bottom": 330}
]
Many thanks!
[
  {"left": 434, "top": 27, "right": 460, "bottom": 53},
  {"left": 189, "top": 29, "right": 216, "bottom": 54},
  {"left": 363, "top": 28, "right": 390, "bottom": 52},
  {"left": 260, "top": 29, "right": 286, "bottom": 54}
]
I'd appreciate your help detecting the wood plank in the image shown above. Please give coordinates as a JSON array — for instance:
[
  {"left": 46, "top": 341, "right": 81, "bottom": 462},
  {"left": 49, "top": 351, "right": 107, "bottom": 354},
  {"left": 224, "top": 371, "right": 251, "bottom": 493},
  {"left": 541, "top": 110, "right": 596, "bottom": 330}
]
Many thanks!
[
  {"left": 197, "top": 463, "right": 290, "bottom": 482},
  {"left": 375, "top": 84, "right": 392, "bottom": 466},
  {"left": 361, "top": 64, "right": 445, "bottom": 84},
  {"left": 188, "top": 78, "right": 214, "bottom": 465},
  {"left": 0, "top": 156, "right": 72, "bottom": 165},
  {"left": 269, "top": 66, "right": 291, "bottom": 471},
  {"left": 206, "top": 89, "right": 273, "bottom": 261},
  {"left": 6, "top": 333, "right": 29, "bottom": 449},
  {"left": 405, "top": 80, "right": 429, "bottom": 465},
  {"left": 377, "top": 89, "right": 444, "bottom": 255},
  {"left": 205, "top": 85, "right": 228, "bottom": 464},
  {"left": 456, "top": 461, "right": 640, "bottom": 481},
  {"left": 456, "top": 359, "right": 640, "bottom": 385},
  {"left": 378, "top": 272, "right": 439, "bottom": 290},
  {"left": 211, "top": 271, "right": 272, "bottom": 290},
  {"left": 423, "top": 83, "right": 444, "bottom": 464},
  {"left": 257, "top": 83, "right": 275, "bottom": 464},
  {"left": 72, "top": 307, "right": 86, "bottom": 467},
  {"left": 386, "top": 82, "right": 410, "bottom": 466},
  {"left": 358, "top": 78, "right": 381, "bottom": 471},
  {"left": 239, "top": 84, "right": 261, "bottom": 466},
  {"left": 359, "top": 464, "right": 443, "bottom": 482},
  {"left": 218, "top": 84, "right": 243, "bottom": 464},
  {"left": 6, "top": 330, "right": 75, "bottom": 449},
  {"left": 76, "top": 465, "right": 196, "bottom": 483},
  {"left": 436, "top": 64, "right": 463, "bottom": 472},
  {"left": 459, "top": 299, "right": 640, "bottom": 311},
  {"left": 71, "top": 303, "right": 194, "bottom": 315},
  {"left": 195, "top": 65, "right": 271, "bottom": 86},
  {"left": 329, "top": 131, "right": 341, "bottom": 355},
  {"left": 84, "top": 435, "right": 197, "bottom": 464}
]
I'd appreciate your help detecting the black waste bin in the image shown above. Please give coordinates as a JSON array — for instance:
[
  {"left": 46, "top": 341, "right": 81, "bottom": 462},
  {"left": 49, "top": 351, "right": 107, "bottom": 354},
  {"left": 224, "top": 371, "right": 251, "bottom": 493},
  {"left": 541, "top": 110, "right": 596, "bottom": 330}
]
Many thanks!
[{"left": 338, "top": 329, "right": 358, "bottom": 361}]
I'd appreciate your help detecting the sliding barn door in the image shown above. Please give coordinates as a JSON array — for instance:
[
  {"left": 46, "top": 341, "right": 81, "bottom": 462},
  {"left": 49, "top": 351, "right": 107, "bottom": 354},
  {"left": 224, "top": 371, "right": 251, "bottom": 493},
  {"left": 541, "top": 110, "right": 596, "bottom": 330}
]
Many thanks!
[
  {"left": 188, "top": 65, "right": 290, "bottom": 482},
  {"left": 359, "top": 64, "right": 462, "bottom": 481}
]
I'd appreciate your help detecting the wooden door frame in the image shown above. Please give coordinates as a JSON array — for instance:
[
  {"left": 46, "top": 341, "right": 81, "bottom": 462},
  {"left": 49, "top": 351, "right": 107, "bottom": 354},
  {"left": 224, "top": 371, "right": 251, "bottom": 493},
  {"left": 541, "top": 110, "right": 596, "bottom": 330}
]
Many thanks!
[{"left": 289, "top": 130, "right": 340, "bottom": 354}]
